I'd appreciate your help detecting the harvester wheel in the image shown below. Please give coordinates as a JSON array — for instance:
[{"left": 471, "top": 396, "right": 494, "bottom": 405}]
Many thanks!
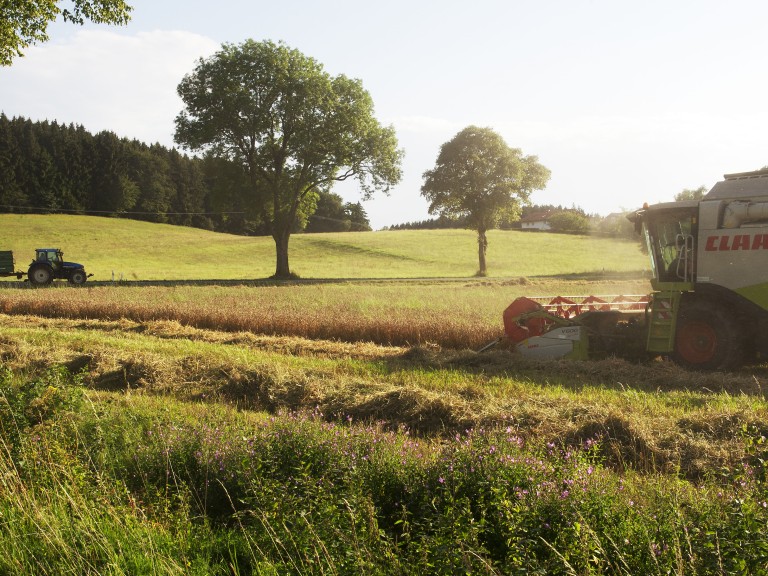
[
  {"left": 673, "top": 301, "right": 742, "bottom": 370},
  {"left": 28, "top": 264, "right": 53, "bottom": 286},
  {"left": 69, "top": 270, "right": 87, "bottom": 285}
]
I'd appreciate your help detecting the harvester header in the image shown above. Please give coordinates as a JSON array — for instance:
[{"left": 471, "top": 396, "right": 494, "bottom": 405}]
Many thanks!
[{"left": 499, "top": 294, "right": 649, "bottom": 361}]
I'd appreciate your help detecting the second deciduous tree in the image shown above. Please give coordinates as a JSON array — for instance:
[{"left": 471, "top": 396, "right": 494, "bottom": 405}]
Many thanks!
[{"left": 421, "top": 126, "right": 550, "bottom": 276}]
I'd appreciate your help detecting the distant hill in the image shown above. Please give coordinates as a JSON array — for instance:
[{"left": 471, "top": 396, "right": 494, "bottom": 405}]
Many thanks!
[{"left": 0, "top": 214, "right": 648, "bottom": 281}]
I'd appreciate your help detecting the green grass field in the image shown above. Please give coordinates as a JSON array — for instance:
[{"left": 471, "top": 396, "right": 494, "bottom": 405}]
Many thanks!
[
  {"left": 3, "top": 215, "right": 768, "bottom": 574},
  {"left": 0, "top": 214, "right": 648, "bottom": 280}
]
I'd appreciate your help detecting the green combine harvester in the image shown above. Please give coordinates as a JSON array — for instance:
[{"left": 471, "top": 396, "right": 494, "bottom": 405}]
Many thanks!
[{"left": 498, "top": 169, "right": 768, "bottom": 370}]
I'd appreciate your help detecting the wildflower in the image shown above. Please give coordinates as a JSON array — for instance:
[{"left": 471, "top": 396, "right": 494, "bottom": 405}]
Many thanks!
[{"left": 438, "top": 477, "right": 445, "bottom": 484}]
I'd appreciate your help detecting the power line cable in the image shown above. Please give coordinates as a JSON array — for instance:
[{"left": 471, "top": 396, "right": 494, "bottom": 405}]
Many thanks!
[{"left": 0, "top": 204, "right": 245, "bottom": 216}]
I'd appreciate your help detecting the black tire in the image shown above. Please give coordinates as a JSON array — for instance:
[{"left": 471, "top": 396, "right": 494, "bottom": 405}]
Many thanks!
[
  {"left": 672, "top": 300, "right": 743, "bottom": 370},
  {"left": 68, "top": 270, "right": 87, "bottom": 285},
  {"left": 28, "top": 264, "right": 53, "bottom": 286}
]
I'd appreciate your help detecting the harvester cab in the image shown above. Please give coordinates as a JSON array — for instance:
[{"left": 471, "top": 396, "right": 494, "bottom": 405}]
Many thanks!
[
  {"left": 495, "top": 169, "right": 768, "bottom": 370},
  {"left": 632, "top": 202, "right": 698, "bottom": 285}
]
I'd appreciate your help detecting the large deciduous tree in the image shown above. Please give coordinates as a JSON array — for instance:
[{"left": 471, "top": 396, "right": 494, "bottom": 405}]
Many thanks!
[
  {"left": 421, "top": 126, "right": 550, "bottom": 276},
  {"left": 174, "top": 40, "right": 402, "bottom": 278},
  {"left": 0, "top": 0, "right": 132, "bottom": 66}
]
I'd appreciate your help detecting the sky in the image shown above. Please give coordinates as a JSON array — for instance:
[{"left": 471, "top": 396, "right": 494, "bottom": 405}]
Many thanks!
[{"left": 2, "top": 0, "right": 768, "bottom": 229}]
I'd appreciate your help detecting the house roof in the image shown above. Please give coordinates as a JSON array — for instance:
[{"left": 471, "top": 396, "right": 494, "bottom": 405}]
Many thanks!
[{"left": 519, "top": 211, "right": 552, "bottom": 223}]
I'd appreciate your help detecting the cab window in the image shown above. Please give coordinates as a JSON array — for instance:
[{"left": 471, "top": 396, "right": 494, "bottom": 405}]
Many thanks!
[{"left": 646, "top": 210, "right": 697, "bottom": 282}]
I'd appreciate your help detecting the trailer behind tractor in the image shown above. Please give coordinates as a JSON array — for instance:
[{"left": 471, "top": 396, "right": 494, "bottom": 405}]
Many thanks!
[{"left": 0, "top": 251, "right": 23, "bottom": 280}]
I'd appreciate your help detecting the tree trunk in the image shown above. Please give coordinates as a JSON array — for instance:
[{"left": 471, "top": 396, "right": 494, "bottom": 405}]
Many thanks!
[
  {"left": 273, "top": 229, "right": 292, "bottom": 278},
  {"left": 477, "top": 228, "right": 488, "bottom": 276}
]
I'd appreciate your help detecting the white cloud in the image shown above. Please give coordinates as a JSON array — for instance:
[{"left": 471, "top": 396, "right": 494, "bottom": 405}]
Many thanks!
[
  {"left": 391, "top": 115, "right": 464, "bottom": 135},
  {"left": 0, "top": 29, "right": 219, "bottom": 146}
]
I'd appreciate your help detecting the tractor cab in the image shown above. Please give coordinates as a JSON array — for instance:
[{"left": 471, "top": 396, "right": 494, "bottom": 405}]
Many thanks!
[
  {"left": 629, "top": 201, "right": 699, "bottom": 288},
  {"left": 36, "top": 248, "right": 63, "bottom": 269}
]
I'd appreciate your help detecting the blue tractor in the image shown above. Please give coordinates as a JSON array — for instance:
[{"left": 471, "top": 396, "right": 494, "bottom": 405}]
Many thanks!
[{"left": 28, "top": 248, "right": 91, "bottom": 286}]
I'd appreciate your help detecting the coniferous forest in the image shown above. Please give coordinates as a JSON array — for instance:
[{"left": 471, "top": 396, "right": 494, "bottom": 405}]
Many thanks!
[{"left": 0, "top": 114, "right": 371, "bottom": 234}]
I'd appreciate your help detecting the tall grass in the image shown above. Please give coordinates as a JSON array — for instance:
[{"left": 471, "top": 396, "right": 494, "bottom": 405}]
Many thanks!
[
  {"left": 0, "top": 368, "right": 229, "bottom": 575},
  {"left": 2, "top": 367, "right": 768, "bottom": 575}
]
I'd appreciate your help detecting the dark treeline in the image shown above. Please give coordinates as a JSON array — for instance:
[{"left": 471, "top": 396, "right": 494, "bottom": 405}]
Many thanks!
[
  {"left": 385, "top": 214, "right": 469, "bottom": 230},
  {"left": 386, "top": 204, "right": 637, "bottom": 239},
  {"left": 0, "top": 114, "right": 370, "bottom": 235},
  {"left": 385, "top": 204, "right": 584, "bottom": 231}
]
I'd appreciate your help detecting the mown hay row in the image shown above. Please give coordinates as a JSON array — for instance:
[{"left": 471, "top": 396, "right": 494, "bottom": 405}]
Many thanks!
[{"left": 3, "top": 314, "right": 767, "bottom": 481}]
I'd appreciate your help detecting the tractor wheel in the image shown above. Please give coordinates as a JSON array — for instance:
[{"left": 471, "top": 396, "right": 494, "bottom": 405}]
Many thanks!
[
  {"left": 672, "top": 301, "right": 743, "bottom": 370},
  {"left": 28, "top": 264, "right": 53, "bottom": 287},
  {"left": 69, "top": 270, "right": 87, "bottom": 285}
]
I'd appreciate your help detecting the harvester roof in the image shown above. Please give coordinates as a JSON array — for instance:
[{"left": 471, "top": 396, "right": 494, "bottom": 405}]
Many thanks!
[{"left": 706, "top": 169, "right": 768, "bottom": 200}]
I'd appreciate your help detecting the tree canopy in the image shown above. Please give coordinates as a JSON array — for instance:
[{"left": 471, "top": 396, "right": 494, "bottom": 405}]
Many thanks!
[
  {"left": 305, "top": 192, "right": 371, "bottom": 233},
  {"left": 674, "top": 186, "right": 707, "bottom": 202},
  {"left": 547, "top": 209, "right": 591, "bottom": 234},
  {"left": 175, "top": 39, "right": 402, "bottom": 278},
  {"left": 421, "top": 126, "right": 550, "bottom": 275},
  {"left": 0, "top": 0, "right": 132, "bottom": 66}
]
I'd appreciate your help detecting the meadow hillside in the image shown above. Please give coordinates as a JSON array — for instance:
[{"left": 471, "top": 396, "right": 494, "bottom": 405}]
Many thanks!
[{"left": 0, "top": 214, "right": 648, "bottom": 280}]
